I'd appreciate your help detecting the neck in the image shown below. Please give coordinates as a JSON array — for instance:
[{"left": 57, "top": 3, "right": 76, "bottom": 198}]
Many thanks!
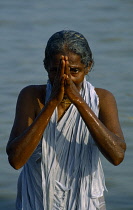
[{"left": 61, "top": 97, "right": 71, "bottom": 104}]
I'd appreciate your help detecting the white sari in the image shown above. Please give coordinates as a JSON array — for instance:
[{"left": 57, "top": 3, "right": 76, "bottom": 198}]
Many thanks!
[
  {"left": 41, "top": 78, "right": 106, "bottom": 209},
  {"left": 16, "top": 78, "right": 106, "bottom": 210}
]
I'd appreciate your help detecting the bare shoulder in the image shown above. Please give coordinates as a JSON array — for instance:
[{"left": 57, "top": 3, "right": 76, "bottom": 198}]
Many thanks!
[
  {"left": 95, "top": 87, "right": 118, "bottom": 121},
  {"left": 16, "top": 84, "right": 47, "bottom": 119},
  {"left": 8, "top": 84, "right": 47, "bottom": 142},
  {"left": 95, "top": 88, "right": 124, "bottom": 140},
  {"left": 95, "top": 87, "right": 115, "bottom": 101},
  {"left": 95, "top": 87, "right": 117, "bottom": 112},
  {"left": 19, "top": 84, "right": 46, "bottom": 106},
  {"left": 19, "top": 84, "right": 46, "bottom": 100}
]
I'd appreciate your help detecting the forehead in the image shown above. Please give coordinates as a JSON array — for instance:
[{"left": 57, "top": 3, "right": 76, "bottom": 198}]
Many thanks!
[{"left": 49, "top": 52, "right": 84, "bottom": 67}]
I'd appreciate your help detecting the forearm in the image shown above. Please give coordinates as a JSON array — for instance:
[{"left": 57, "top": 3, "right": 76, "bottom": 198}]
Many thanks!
[
  {"left": 7, "top": 99, "right": 58, "bottom": 169},
  {"left": 74, "top": 98, "right": 126, "bottom": 165}
]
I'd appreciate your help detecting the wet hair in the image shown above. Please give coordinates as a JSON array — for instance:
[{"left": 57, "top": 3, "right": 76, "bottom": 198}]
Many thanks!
[{"left": 43, "top": 30, "right": 94, "bottom": 70}]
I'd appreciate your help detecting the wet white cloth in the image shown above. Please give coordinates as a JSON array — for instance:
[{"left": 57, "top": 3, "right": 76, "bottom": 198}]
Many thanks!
[
  {"left": 41, "top": 78, "right": 106, "bottom": 209},
  {"left": 16, "top": 78, "right": 106, "bottom": 210}
]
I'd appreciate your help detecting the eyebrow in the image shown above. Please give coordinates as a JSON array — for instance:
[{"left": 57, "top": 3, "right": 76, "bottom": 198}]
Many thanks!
[{"left": 69, "top": 65, "right": 83, "bottom": 69}]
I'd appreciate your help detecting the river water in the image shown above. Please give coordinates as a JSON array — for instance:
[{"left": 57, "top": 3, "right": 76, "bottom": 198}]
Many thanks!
[{"left": 0, "top": 0, "right": 133, "bottom": 209}]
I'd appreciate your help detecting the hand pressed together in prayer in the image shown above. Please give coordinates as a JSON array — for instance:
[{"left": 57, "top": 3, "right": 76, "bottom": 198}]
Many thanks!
[{"left": 50, "top": 55, "right": 83, "bottom": 105}]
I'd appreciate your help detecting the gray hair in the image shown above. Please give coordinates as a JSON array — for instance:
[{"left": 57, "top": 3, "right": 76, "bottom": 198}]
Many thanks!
[{"left": 43, "top": 30, "right": 94, "bottom": 70}]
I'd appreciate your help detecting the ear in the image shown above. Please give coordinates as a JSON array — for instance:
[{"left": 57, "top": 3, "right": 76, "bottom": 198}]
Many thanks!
[
  {"left": 84, "top": 68, "right": 90, "bottom": 75},
  {"left": 85, "top": 61, "right": 92, "bottom": 75}
]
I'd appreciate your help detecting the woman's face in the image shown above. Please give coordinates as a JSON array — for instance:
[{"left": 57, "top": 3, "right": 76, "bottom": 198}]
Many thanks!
[{"left": 47, "top": 52, "right": 89, "bottom": 90}]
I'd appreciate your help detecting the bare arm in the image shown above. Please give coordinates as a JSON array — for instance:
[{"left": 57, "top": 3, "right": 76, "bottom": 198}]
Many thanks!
[
  {"left": 6, "top": 59, "right": 66, "bottom": 170},
  {"left": 64, "top": 57, "right": 126, "bottom": 166},
  {"left": 6, "top": 87, "right": 58, "bottom": 169},
  {"left": 74, "top": 89, "right": 126, "bottom": 165}
]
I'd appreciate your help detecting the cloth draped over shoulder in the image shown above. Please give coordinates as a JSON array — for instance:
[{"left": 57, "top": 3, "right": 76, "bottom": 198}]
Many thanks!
[{"left": 16, "top": 78, "right": 107, "bottom": 210}]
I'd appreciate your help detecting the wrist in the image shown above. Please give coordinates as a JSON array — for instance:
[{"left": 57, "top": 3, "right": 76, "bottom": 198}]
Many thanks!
[
  {"left": 45, "top": 97, "right": 58, "bottom": 108},
  {"left": 72, "top": 96, "right": 85, "bottom": 106},
  {"left": 50, "top": 98, "right": 59, "bottom": 106}
]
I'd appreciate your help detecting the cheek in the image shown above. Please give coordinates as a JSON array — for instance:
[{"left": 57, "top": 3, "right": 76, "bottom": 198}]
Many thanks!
[{"left": 70, "top": 74, "right": 85, "bottom": 83}]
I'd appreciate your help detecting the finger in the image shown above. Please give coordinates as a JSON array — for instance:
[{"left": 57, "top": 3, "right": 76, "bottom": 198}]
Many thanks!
[
  {"left": 59, "top": 56, "right": 65, "bottom": 78},
  {"left": 52, "top": 56, "right": 64, "bottom": 88},
  {"left": 54, "top": 56, "right": 64, "bottom": 85},
  {"left": 64, "top": 56, "right": 70, "bottom": 76},
  {"left": 61, "top": 75, "right": 65, "bottom": 86}
]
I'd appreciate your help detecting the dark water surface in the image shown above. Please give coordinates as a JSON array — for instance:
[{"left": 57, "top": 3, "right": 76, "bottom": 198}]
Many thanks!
[{"left": 0, "top": 0, "right": 133, "bottom": 209}]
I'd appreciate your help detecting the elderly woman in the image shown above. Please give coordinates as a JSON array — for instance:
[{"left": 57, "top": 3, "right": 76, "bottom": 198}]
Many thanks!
[{"left": 6, "top": 30, "right": 126, "bottom": 210}]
